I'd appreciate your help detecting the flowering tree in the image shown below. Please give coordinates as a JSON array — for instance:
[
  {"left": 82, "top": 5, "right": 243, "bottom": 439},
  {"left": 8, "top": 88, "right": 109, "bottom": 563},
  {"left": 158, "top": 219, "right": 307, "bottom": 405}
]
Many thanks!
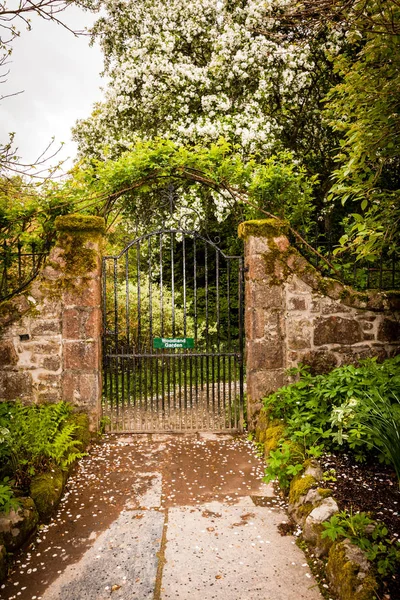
[{"left": 73, "top": 0, "right": 335, "bottom": 169}]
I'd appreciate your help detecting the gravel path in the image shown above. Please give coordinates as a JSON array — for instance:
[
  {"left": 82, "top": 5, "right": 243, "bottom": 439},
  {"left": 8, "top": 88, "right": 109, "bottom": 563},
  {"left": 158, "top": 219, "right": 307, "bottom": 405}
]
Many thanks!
[{"left": 1, "top": 434, "right": 322, "bottom": 600}]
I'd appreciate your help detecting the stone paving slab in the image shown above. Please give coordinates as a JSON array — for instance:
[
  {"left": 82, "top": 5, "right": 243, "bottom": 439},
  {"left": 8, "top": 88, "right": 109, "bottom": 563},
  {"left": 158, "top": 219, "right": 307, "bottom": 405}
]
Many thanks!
[
  {"left": 41, "top": 508, "right": 164, "bottom": 600},
  {"left": 1, "top": 434, "right": 323, "bottom": 600},
  {"left": 161, "top": 501, "right": 322, "bottom": 600}
]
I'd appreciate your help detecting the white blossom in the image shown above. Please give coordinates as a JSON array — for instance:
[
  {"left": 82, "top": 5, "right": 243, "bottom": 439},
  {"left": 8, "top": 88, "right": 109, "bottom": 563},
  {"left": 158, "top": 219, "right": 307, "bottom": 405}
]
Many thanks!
[{"left": 73, "top": 0, "right": 322, "bottom": 161}]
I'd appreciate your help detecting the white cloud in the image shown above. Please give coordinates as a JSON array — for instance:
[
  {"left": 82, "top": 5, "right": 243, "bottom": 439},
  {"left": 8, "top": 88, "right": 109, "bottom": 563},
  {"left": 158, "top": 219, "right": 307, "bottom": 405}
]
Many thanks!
[{"left": 0, "top": 5, "right": 103, "bottom": 170}]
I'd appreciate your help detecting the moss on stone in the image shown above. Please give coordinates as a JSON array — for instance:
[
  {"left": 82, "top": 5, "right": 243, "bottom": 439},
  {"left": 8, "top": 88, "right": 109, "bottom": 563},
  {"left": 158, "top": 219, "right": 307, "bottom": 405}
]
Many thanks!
[
  {"left": 69, "top": 412, "right": 91, "bottom": 449},
  {"left": 30, "top": 468, "right": 65, "bottom": 520},
  {"left": 238, "top": 217, "right": 397, "bottom": 312},
  {"left": 289, "top": 474, "right": 317, "bottom": 506},
  {"left": 238, "top": 219, "right": 289, "bottom": 240},
  {"left": 0, "top": 294, "right": 34, "bottom": 328},
  {"left": 257, "top": 430, "right": 266, "bottom": 444},
  {"left": 296, "top": 502, "right": 314, "bottom": 520},
  {"left": 317, "top": 488, "right": 333, "bottom": 499},
  {"left": 256, "top": 410, "right": 269, "bottom": 431},
  {"left": 264, "top": 423, "right": 286, "bottom": 457},
  {"left": 327, "top": 542, "right": 378, "bottom": 600},
  {"left": 55, "top": 214, "right": 105, "bottom": 234},
  {"left": 339, "top": 287, "right": 369, "bottom": 305},
  {"left": 60, "top": 232, "right": 99, "bottom": 277},
  {"left": 0, "top": 498, "right": 39, "bottom": 551}
]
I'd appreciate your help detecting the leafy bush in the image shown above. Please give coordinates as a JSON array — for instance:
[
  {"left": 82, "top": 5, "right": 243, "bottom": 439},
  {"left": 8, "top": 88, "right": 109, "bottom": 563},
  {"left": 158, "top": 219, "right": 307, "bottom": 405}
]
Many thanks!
[
  {"left": 0, "top": 478, "right": 20, "bottom": 514},
  {"left": 263, "top": 355, "right": 400, "bottom": 472},
  {"left": 0, "top": 402, "right": 85, "bottom": 492},
  {"left": 263, "top": 440, "right": 326, "bottom": 491}
]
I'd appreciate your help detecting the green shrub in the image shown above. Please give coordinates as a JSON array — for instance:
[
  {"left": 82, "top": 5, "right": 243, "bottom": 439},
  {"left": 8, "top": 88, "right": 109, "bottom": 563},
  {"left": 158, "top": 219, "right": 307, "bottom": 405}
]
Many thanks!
[
  {"left": 263, "top": 355, "right": 400, "bottom": 467},
  {"left": 0, "top": 402, "right": 86, "bottom": 492}
]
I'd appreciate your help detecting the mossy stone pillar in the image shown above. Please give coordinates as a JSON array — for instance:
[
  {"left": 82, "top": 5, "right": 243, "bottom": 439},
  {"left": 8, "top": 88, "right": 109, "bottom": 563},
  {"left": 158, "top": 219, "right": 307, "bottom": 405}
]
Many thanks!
[
  {"left": 238, "top": 219, "right": 290, "bottom": 429},
  {"left": 54, "top": 214, "right": 105, "bottom": 430}
]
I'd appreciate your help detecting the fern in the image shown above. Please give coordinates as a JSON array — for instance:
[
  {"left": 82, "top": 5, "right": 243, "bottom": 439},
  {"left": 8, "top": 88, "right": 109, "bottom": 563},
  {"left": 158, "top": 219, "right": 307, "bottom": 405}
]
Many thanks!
[{"left": 0, "top": 402, "right": 87, "bottom": 491}]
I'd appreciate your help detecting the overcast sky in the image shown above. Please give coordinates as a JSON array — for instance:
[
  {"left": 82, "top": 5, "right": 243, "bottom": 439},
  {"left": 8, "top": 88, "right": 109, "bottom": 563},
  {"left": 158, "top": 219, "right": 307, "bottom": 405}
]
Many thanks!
[{"left": 0, "top": 5, "right": 103, "bottom": 171}]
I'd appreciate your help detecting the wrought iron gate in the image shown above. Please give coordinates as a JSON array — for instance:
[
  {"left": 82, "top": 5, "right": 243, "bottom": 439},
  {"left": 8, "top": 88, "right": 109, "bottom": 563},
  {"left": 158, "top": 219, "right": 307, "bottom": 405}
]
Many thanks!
[{"left": 102, "top": 227, "right": 244, "bottom": 432}]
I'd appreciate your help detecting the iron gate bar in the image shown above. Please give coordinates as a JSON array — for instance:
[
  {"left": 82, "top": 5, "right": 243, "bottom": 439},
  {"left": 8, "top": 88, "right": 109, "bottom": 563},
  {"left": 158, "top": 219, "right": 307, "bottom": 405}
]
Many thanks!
[{"left": 102, "top": 226, "right": 244, "bottom": 433}]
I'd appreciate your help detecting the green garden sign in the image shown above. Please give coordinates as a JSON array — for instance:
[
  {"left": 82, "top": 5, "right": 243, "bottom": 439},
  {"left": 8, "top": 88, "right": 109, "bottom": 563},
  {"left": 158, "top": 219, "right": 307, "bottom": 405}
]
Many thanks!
[{"left": 153, "top": 337, "right": 195, "bottom": 349}]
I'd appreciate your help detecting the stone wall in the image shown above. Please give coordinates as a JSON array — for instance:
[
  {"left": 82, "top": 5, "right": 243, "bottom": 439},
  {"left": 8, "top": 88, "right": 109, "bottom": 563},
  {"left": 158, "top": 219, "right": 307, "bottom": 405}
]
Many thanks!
[
  {"left": 0, "top": 214, "right": 105, "bottom": 429},
  {"left": 239, "top": 219, "right": 400, "bottom": 428}
]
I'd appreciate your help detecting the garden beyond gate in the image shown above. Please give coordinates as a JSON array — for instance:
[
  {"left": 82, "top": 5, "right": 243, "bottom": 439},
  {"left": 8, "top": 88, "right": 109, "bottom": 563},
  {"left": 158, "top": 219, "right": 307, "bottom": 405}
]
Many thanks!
[{"left": 102, "top": 225, "right": 244, "bottom": 432}]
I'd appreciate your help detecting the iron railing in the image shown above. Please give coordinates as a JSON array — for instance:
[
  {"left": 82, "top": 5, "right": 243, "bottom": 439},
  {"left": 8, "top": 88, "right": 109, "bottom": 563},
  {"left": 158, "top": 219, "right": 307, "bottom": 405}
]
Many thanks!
[
  {"left": 0, "top": 241, "right": 49, "bottom": 301},
  {"left": 291, "top": 234, "right": 399, "bottom": 291}
]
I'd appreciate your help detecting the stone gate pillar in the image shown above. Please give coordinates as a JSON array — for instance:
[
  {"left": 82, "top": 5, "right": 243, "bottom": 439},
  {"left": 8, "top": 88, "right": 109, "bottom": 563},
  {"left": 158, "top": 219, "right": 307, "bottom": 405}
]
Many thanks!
[
  {"left": 55, "top": 214, "right": 105, "bottom": 429},
  {"left": 238, "top": 219, "right": 289, "bottom": 429}
]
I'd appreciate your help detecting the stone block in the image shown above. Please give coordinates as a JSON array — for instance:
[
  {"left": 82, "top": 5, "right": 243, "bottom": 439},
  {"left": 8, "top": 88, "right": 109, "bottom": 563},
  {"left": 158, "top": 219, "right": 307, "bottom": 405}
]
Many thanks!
[
  {"left": 304, "top": 460, "right": 323, "bottom": 481},
  {"left": 321, "top": 299, "right": 351, "bottom": 314},
  {"left": 0, "top": 371, "right": 32, "bottom": 400},
  {"left": 377, "top": 317, "right": 400, "bottom": 343},
  {"left": 41, "top": 356, "right": 62, "bottom": 371},
  {"left": 30, "top": 468, "right": 65, "bottom": 519},
  {"left": 245, "top": 308, "right": 265, "bottom": 340},
  {"left": 314, "top": 316, "right": 363, "bottom": 346},
  {"left": 246, "top": 282, "right": 284, "bottom": 309},
  {"left": 0, "top": 340, "right": 18, "bottom": 366},
  {"left": 0, "top": 294, "right": 31, "bottom": 327},
  {"left": 31, "top": 320, "right": 61, "bottom": 336},
  {"left": 286, "top": 275, "right": 311, "bottom": 295},
  {"left": 37, "top": 391, "right": 61, "bottom": 403},
  {"left": 336, "top": 344, "right": 387, "bottom": 365},
  {"left": 63, "top": 340, "right": 100, "bottom": 370},
  {"left": 247, "top": 369, "right": 286, "bottom": 402},
  {"left": 363, "top": 333, "right": 374, "bottom": 341},
  {"left": 246, "top": 236, "right": 269, "bottom": 255},
  {"left": 62, "top": 307, "right": 101, "bottom": 340},
  {"left": 36, "top": 372, "right": 60, "bottom": 385},
  {"left": 303, "top": 498, "right": 339, "bottom": 556},
  {"left": 41, "top": 264, "right": 63, "bottom": 281},
  {"left": 301, "top": 350, "right": 338, "bottom": 375},
  {"left": 246, "top": 255, "right": 267, "bottom": 280},
  {"left": 23, "top": 341, "right": 61, "bottom": 356},
  {"left": 287, "top": 319, "right": 312, "bottom": 350},
  {"left": 287, "top": 296, "right": 307, "bottom": 311},
  {"left": 62, "top": 371, "right": 100, "bottom": 404},
  {"left": 0, "top": 498, "right": 38, "bottom": 551},
  {"left": 309, "top": 297, "right": 321, "bottom": 313},
  {"left": 247, "top": 340, "right": 284, "bottom": 370},
  {"left": 63, "top": 278, "right": 101, "bottom": 309},
  {"left": 245, "top": 309, "right": 283, "bottom": 341},
  {"left": 62, "top": 372, "right": 101, "bottom": 428},
  {"left": 327, "top": 539, "right": 377, "bottom": 600},
  {"left": 272, "top": 235, "right": 290, "bottom": 251},
  {"left": 38, "top": 296, "right": 62, "bottom": 319}
]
